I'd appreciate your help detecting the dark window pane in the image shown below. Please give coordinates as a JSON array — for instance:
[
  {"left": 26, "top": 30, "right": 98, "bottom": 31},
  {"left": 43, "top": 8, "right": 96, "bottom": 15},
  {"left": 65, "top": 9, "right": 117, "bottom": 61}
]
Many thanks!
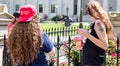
[
  {"left": 39, "top": 4, "right": 43, "bottom": 13},
  {"left": 51, "top": 4, "right": 55, "bottom": 13},
  {"left": 16, "top": 4, "right": 19, "bottom": 11}
]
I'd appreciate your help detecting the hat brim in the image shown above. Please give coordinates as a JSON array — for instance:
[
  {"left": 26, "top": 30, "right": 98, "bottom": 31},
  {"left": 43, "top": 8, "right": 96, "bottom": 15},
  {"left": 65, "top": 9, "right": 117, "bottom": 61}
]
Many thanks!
[{"left": 18, "top": 16, "right": 33, "bottom": 22}]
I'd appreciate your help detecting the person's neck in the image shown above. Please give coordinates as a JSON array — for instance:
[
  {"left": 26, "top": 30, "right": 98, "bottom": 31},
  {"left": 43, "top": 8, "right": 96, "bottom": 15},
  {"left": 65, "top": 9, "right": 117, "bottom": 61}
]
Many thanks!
[{"left": 92, "top": 17, "right": 97, "bottom": 22}]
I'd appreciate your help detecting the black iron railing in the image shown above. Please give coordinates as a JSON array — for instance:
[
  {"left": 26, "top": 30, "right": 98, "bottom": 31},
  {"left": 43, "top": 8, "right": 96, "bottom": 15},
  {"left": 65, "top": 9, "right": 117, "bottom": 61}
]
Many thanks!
[{"left": 2, "top": 24, "right": 120, "bottom": 66}]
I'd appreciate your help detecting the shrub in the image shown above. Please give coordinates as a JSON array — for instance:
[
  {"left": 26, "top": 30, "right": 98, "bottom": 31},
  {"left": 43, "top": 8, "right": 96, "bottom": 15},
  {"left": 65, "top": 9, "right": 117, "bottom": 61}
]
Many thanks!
[
  {"left": 43, "top": 14, "right": 48, "bottom": 20},
  {"left": 51, "top": 15, "right": 67, "bottom": 21}
]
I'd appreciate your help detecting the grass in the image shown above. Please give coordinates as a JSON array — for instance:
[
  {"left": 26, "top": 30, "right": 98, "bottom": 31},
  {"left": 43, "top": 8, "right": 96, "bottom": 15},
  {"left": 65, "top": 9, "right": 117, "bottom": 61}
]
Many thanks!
[
  {"left": 40, "top": 22, "right": 90, "bottom": 30},
  {"left": 39, "top": 22, "right": 90, "bottom": 36},
  {"left": 40, "top": 22, "right": 66, "bottom": 29}
]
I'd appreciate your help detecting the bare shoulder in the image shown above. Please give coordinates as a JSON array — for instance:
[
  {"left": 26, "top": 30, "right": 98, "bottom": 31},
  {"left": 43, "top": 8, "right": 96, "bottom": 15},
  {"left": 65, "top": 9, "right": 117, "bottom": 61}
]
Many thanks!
[
  {"left": 94, "top": 20, "right": 106, "bottom": 33},
  {"left": 95, "top": 20, "right": 104, "bottom": 25}
]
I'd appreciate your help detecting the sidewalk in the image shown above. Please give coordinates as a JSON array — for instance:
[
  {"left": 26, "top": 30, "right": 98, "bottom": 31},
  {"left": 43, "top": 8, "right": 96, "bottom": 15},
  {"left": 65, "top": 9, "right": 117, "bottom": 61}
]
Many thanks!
[
  {"left": 0, "top": 30, "right": 7, "bottom": 66},
  {"left": 0, "top": 46, "right": 4, "bottom": 66}
]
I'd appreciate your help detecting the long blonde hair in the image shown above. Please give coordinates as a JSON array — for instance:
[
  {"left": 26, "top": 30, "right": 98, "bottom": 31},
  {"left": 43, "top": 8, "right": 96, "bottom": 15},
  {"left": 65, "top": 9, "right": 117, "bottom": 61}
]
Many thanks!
[
  {"left": 7, "top": 16, "right": 43, "bottom": 66},
  {"left": 86, "top": 1, "right": 116, "bottom": 40}
]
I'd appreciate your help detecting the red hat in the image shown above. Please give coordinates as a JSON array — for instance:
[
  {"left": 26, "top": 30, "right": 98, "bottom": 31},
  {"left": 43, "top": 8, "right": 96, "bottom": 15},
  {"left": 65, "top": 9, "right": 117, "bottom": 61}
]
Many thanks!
[{"left": 18, "top": 5, "right": 37, "bottom": 22}]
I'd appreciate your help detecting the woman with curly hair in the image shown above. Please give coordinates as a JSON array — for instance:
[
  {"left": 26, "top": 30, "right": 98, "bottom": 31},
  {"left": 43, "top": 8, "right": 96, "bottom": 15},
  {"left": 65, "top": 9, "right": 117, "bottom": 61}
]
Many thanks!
[
  {"left": 7, "top": 5, "right": 55, "bottom": 66},
  {"left": 77, "top": 1, "right": 116, "bottom": 66}
]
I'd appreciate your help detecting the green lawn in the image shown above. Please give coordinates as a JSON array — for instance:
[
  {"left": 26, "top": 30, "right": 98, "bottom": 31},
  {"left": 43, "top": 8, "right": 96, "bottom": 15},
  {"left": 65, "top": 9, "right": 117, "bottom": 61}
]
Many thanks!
[
  {"left": 39, "top": 22, "right": 90, "bottom": 36},
  {"left": 40, "top": 23, "right": 66, "bottom": 29},
  {"left": 40, "top": 22, "right": 90, "bottom": 30}
]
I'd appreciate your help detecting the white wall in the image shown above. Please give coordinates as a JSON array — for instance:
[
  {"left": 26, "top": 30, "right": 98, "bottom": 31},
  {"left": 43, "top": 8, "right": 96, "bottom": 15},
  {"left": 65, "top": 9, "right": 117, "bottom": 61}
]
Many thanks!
[
  {"left": 108, "top": 0, "right": 117, "bottom": 11},
  {"left": 116, "top": 0, "right": 120, "bottom": 11},
  {"left": 1, "top": 0, "right": 120, "bottom": 19},
  {"left": 68, "top": 0, "right": 74, "bottom": 16},
  {"left": 103, "top": 0, "right": 108, "bottom": 12}
]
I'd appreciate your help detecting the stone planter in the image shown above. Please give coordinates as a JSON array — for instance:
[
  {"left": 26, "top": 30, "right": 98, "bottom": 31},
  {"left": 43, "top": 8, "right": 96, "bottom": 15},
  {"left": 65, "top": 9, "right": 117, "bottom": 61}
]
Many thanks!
[
  {"left": 109, "top": 11, "right": 120, "bottom": 21},
  {"left": 0, "top": 3, "right": 13, "bottom": 41},
  {"left": 108, "top": 12, "right": 120, "bottom": 35}
]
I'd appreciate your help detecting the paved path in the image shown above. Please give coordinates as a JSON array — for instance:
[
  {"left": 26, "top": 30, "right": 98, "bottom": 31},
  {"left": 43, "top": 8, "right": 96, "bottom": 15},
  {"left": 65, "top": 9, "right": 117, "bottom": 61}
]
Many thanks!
[
  {"left": 0, "top": 30, "right": 7, "bottom": 66},
  {"left": 0, "top": 46, "right": 4, "bottom": 66}
]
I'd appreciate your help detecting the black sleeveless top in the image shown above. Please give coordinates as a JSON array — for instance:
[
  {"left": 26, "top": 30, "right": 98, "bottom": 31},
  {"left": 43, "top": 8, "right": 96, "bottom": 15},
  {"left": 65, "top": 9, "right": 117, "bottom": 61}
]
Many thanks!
[{"left": 81, "top": 23, "right": 105, "bottom": 66}]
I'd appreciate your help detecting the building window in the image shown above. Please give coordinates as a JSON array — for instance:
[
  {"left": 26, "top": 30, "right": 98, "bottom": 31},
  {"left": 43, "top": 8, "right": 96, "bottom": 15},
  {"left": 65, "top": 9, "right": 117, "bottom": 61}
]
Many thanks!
[
  {"left": 39, "top": 4, "right": 43, "bottom": 13},
  {"left": 15, "top": 4, "right": 19, "bottom": 11},
  {"left": 74, "top": 0, "right": 78, "bottom": 15},
  {"left": 51, "top": 4, "right": 55, "bottom": 13}
]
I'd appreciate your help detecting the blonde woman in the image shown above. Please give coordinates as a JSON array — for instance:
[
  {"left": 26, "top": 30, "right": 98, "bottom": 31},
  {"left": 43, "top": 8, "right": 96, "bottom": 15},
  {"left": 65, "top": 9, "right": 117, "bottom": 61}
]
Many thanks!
[{"left": 78, "top": 1, "right": 116, "bottom": 66}]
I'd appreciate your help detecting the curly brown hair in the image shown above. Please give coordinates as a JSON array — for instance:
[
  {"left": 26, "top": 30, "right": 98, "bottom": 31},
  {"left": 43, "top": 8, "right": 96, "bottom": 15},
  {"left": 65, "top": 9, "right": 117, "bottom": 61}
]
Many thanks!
[
  {"left": 86, "top": 1, "right": 116, "bottom": 40},
  {"left": 7, "top": 16, "right": 43, "bottom": 66}
]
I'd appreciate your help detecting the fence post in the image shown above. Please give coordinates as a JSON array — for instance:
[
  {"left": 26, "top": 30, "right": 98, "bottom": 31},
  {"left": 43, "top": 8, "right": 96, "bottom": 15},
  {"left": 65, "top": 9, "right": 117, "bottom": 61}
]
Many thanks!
[
  {"left": 68, "top": 35, "right": 71, "bottom": 66},
  {"left": 79, "top": 22, "right": 83, "bottom": 66},
  {"left": 117, "top": 36, "right": 119, "bottom": 66},
  {"left": 54, "top": 36, "right": 63, "bottom": 66},
  {"left": 57, "top": 36, "right": 60, "bottom": 66},
  {"left": 3, "top": 34, "right": 7, "bottom": 65},
  {"left": 3, "top": 34, "right": 6, "bottom": 65}
]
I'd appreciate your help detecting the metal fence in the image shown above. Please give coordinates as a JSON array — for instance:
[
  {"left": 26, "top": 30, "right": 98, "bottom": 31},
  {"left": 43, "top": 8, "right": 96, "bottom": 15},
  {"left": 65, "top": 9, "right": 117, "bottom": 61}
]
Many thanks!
[
  {"left": 43, "top": 25, "right": 90, "bottom": 43},
  {"left": 43, "top": 25, "right": 90, "bottom": 66},
  {"left": 2, "top": 24, "right": 120, "bottom": 66}
]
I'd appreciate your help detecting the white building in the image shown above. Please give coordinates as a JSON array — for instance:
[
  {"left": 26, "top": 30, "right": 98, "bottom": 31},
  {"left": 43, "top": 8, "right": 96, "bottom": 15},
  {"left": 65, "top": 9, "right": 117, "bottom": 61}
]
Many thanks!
[{"left": 0, "top": 0, "right": 120, "bottom": 22}]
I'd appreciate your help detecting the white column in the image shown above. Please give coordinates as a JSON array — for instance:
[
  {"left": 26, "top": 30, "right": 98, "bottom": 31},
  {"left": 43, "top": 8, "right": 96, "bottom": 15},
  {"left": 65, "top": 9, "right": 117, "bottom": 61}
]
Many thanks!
[
  {"left": 102, "top": 0, "right": 108, "bottom": 12},
  {"left": 63, "top": 0, "right": 67, "bottom": 15},
  {"left": 8, "top": 0, "right": 14, "bottom": 14},
  {"left": 44, "top": 0, "right": 49, "bottom": 16},
  {"left": 61, "top": 0, "right": 63, "bottom": 15},
  {"left": 77, "top": 0, "right": 80, "bottom": 16},
  {"left": 68, "top": 0, "right": 74, "bottom": 16},
  {"left": 58, "top": 0, "right": 62, "bottom": 15},
  {"left": 48, "top": 0, "right": 51, "bottom": 16},
  {"left": 116, "top": 0, "right": 120, "bottom": 11}
]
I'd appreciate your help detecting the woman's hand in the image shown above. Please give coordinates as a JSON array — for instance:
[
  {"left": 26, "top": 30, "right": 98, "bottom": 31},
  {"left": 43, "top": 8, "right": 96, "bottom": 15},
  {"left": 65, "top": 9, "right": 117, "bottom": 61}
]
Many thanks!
[{"left": 78, "top": 29, "right": 90, "bottom": 38}]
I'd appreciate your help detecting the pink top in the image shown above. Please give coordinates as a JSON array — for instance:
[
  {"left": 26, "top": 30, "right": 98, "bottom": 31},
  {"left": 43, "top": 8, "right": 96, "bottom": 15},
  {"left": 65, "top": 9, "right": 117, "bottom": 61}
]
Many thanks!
[{"left": 8, "top": 20, "right": 14, "bottom": 33}]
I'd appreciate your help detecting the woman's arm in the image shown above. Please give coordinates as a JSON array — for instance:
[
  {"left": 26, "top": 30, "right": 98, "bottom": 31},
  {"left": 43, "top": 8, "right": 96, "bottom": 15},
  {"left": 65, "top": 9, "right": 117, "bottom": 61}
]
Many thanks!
[
  {"left": 48, "top": 47, "right": 55, "bottom": 56},
  {"left": 93, "top": 20, "right": 108, "bottom": 50},
  {"left": 43, "top": 32, "right": 55, "bottom": 56},
  {"left": 78, "top": 20, "right": 108, "bottom": 50}
]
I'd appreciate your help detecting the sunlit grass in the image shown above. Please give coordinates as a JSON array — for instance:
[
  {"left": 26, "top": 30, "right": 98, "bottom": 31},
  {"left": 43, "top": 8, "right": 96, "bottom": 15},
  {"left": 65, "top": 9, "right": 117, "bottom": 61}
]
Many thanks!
[{"left": 40, "top": 22, "right": 90, "bottom": 30}]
